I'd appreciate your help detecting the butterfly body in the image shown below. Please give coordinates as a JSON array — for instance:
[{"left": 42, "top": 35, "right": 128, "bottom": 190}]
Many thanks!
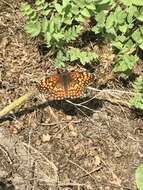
[{"left": 39, "top": 71, "right": 93, "bottom": 100}]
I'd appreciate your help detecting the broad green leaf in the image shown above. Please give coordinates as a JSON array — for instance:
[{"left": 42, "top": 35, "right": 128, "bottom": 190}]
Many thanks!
[
  {"left": 135, "top": 164, "right": 143, "bottom": 190},
  {"left": 25, "top": 21, "right": 41, "bottom": 37}
]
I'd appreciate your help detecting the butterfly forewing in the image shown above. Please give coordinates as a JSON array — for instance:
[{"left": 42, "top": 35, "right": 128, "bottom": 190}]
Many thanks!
[{"left": 39, "top": 71, "right": 93, "bottom": 100}]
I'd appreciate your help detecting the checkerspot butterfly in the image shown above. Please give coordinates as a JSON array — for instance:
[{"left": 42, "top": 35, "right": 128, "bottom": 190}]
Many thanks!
[{"left": 38, "top": 71, "right": 94, "bottom": 100}]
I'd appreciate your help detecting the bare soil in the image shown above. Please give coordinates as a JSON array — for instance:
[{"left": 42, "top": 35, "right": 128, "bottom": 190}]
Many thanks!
[{"left": 0, "top": 1, "right": 143, "bottom": 190}]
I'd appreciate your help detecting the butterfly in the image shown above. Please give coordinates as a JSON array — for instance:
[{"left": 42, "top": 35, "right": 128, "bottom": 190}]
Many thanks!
[{"left": 38, "top": 71, "right": 94, "bottom": 100}]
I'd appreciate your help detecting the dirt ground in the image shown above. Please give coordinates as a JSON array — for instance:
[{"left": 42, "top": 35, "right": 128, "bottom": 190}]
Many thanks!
[{"left": 0, "top": 0, "right": 143, "bottom": 190}]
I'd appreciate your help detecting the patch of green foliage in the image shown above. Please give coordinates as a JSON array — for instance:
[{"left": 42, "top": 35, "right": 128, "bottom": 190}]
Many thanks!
[
  {"left": 20, "top": 0, "right": 98, "bottom": 67},
  {"left": 92, "top": 0, "right": 143, "bottom": 77},
  {"left": 20, "top": 0, "right": 143, "bottom": 110},
  {"left": 130, "top": 76, "right": 143, "bottom": 109},
  {"left": 135, "top": 164, "right": 143, "bottom": 190}
]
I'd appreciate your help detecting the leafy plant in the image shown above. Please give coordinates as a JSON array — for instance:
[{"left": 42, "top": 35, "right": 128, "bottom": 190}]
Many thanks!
[
  {"left": 130, "top": 76, "right": 143, "bottom": 110},
  {"left": 20, "top": 0, "right": 98, "bottom": 67},
  {"left": 92, "top": 0, "right": 143, "bottom": 77},
  {"left": 135, "top": 164, "right": 143, "bottom": 190}
]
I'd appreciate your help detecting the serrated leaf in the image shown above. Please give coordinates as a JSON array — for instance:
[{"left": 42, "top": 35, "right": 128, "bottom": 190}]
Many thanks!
[
  {"left": 55, "top": 3, "right": 63, "bottom": 14},
  {"left": 127, "top": 6, "right": 137, "bottom": 24},
  {"left": 63, "top": 0, "right": 70, "bottom": 7},
  {"left": 35, "top": 0, "right": 45, "bottom": 6},
  {"left": 44, "top": 31, "right": 52, "bottom": 43},
  {"left": 112, "top": 41, "right": 123, "bottom": 50},
  {"left": 106, "top": 13, "right": 115, "bottom": 29},
  {"left": 41, "top": 17, "right": 49, "bottom": 33},
  {"left": 119, "top": 24, "right": 128, "bottom": 33},
  {"left": 86, "top": 4, "right": 96, "bottom": 10},
  {"left": 20, "top": 2, "right": 31, "bottom": 12},
  {"left": 96, "top": 11, "right": 106, "bottom": 26},
  {"left": 132, "top": 29, "right": 143, "bottom": 44},
  {"left": 81, "top": 8, "right": 91, "bottom": 17},
  {"left": 25, "top": 21, "right": 41, "bottom": 37},
  {"left": 53, "top": 33, "right": 64, "bottom": 40},
  {"left": 41, "top": 9, "right": 50, "bottom": 16},
  {"left": 113, "top": 55, "right": 138, "bottom": 72},
  {"left": 75, "top": 15, "right": 86, "bottom": 22}
]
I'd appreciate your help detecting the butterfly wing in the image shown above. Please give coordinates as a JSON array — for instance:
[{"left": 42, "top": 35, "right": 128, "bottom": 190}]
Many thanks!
[
  {"left": 66, "top": 71, "right": 93, "bottom": 98},
  {"left": 39, "top": 74, "right": 66, "bottom": 100}
]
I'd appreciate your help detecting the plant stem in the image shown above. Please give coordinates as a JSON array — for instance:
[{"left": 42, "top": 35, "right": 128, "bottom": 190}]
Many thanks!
[{"left": 0, "top": 91, "right": 37, "bottom": 118}]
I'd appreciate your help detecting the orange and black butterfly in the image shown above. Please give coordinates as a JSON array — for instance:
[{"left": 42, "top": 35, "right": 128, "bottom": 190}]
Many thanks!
[{"left": 38, "top": 71, "right": 94, "bottom": 100}]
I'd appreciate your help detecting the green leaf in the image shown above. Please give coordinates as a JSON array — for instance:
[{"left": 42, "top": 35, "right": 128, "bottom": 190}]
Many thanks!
[
  {"left": 96, "top": 11, "right": 106, "bottom": 27},
  {"left": 131, "top": 0, "right": 143, "bottom": 6},
  {"left": 97, "top": 0, "right": 111, "bottom": 5},
  {"left": 139, "top": 43, "right": 143, "bottom": 50},
  {"left": 44, "top": 31, "right": 52, "bottom": 43},
  {"left": 130, "top": 77, "right": 143, "bottom": 109},
  {"left": 25, "top": 21, "right": 41, "bottom": 37},
  {"left": 127, "top": 6, "right": 137, "bottom": 24},
  {"left": 86, "top": 4, "right": 96, "bottom": 10},
  {"left": 112, "top": 41, "right": 123, "bottom": 50},
  {"left": 113, "top": 55, "right": 138, "bottom": 72},
  {"left": 55, "top": 3, "right": 63, "bottom": 14},
  {"left": 132, "top": 29, "right": 143, "bottom": 44},
  {"left": 35, "top": 0, "right": 45, "bottom": 6},
  {"left": 114, "top": 7, "right": 127, "bottom": 25},
  {"left": 119, "top": 24, "right": 128, "bottom": 33},
  {"left": 76, "top": 14, "right": 86, "bottom": 22},
  {"left": 81, "top": 8, "right": 91, "bottom": 17},
  {"left": 20, "top": 2, "right": 31, "bottom": 12},
  {"left": 120, "top": 0, "right": 133, "bottom": 6},
  {"left": 63, "top": 0, "right": 70, "bottom": 7},
  {"left": 137, "top": 8, "right": 143, "bottom": 21},
  {"left": 53, "top": 33, "right": 64, "bottom": 41},
  {"left": 106, "top": 13, "right": 115, "bottom": 29},
  {"left": 41, "top": 17, "right": 49, "bottom": 33}
]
